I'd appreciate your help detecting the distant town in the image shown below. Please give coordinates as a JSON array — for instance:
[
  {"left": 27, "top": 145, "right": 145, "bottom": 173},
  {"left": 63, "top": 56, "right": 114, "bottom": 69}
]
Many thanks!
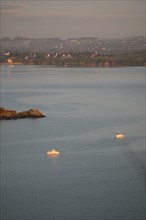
[{"left": 0, "top": 36, "right": 145, "bottom": 67}]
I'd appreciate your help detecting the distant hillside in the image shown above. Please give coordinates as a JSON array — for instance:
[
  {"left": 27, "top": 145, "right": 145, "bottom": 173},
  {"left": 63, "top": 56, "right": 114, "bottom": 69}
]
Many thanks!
[{"left": 0, "top": 36, "right": 145, "bottom": 55}]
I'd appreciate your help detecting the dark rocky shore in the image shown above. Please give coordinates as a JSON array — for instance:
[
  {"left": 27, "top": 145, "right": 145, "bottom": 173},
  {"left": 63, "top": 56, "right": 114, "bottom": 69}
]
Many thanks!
[{"left": 0, "top": 107, "right": 45, "bottom": 120}]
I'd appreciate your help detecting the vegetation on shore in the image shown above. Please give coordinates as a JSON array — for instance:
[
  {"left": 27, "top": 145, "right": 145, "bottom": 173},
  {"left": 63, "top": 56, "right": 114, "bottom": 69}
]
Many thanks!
[{"left": 0, "top": 51, "right": 145, "bottom": 67}]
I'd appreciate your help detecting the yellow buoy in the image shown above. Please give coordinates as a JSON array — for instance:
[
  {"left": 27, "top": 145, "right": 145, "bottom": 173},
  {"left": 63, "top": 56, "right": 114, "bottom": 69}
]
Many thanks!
[{"left": 115, "top": 133, "right": 125, "bottom": 139}]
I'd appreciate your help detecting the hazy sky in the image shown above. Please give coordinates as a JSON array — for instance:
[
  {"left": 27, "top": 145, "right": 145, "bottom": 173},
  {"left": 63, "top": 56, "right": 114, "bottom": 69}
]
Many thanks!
[{"left": 1, "top": 0, "right": 145, "bottom": 39}]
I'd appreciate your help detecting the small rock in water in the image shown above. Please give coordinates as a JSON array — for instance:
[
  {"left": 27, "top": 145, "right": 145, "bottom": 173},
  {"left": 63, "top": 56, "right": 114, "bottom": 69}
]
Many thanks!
[{"left": 0, "top": 107, "right": 45, "bottom": 120}]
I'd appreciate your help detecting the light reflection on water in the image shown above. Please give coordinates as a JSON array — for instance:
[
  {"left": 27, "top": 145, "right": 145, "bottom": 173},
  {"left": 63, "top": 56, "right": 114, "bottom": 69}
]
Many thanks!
[{"left": 1, "top": 66, "right": 145, "bottom": 220}]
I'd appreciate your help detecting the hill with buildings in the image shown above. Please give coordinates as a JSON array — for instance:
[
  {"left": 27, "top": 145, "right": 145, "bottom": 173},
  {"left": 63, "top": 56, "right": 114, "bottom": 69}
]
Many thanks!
[
  {"left": 0, "top": 36, "right": 145, "bottom": 54},
  {"left": 0, "top": 36, "right": 145, "bottom": 67}
]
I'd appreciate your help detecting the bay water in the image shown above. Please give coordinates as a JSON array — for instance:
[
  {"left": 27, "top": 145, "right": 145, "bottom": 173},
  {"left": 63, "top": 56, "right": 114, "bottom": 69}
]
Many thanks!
[{"left": 0, "top": 66, "right": 145, "bottom": 219}]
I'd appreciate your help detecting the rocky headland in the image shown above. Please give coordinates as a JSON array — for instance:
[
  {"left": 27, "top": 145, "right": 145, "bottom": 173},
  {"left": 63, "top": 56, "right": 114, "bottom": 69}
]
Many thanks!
[{"left": 0, "top": 107, "right": 45, "bottom": 120}]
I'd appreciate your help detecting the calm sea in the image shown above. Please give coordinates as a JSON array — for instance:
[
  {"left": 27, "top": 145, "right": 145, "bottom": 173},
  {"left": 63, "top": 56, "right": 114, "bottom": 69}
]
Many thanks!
[{"left": 0, "top": 66, "right": 145, "bottom": 220}]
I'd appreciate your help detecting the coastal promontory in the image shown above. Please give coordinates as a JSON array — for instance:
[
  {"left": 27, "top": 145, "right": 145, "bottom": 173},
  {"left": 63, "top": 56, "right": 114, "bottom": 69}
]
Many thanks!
[{"left": 0, "top": 107, "right": 45, "bottom": 120}]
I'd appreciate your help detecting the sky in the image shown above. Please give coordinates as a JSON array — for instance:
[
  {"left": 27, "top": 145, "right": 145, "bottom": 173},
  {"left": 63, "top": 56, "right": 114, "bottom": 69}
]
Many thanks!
[{"left": 1, "top": 0, "right": 145, "bottom": 39}]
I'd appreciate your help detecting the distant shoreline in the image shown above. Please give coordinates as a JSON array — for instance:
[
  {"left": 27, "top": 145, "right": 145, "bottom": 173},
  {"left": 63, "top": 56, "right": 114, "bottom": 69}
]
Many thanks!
[
  {"left": 1, "top": 50, "right": 145, "bottom": 67},
  {"left": 0, "top": 62, "right": 23, "bottom": 65},
  {"left": 0, "top": 63, "right": 145, "bottom": 67}
]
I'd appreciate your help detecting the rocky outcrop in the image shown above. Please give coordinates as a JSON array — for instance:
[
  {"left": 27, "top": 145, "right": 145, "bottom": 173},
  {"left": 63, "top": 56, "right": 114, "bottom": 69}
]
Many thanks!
[
  {"left": 0, "top": 107, "right": 45, "bottom": 120},
  {"left": 0, "top": 108, "right": 17, "bottom": 119}
]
